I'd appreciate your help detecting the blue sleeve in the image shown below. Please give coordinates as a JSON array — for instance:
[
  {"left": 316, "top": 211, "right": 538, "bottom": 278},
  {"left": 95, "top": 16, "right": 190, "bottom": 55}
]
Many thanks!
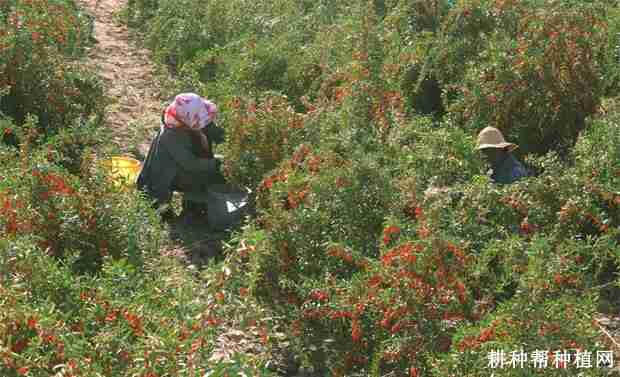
[{"left": 512, "top": 162, "right": 529, "bottom": 181}]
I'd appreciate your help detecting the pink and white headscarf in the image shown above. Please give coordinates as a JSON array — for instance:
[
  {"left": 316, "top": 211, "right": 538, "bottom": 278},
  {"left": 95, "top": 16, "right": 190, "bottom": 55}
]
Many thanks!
[{"left": 163, "top": 93, "right": 217, "bottom": 130}]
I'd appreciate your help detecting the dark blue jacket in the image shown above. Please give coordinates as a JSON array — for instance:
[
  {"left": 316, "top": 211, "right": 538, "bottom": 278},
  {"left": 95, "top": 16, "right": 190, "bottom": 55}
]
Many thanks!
[
  {"left": 137, "top": 127, "right": 220, "bottom": 205},
  {"left": 490, "top": 154, "right": 529, "bottom": 184}
]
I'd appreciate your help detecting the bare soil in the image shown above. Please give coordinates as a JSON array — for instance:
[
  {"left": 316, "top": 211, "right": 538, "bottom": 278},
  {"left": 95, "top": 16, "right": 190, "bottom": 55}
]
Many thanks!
[{"left": 78, "top": 0, "right": 161, "bottom": 158}]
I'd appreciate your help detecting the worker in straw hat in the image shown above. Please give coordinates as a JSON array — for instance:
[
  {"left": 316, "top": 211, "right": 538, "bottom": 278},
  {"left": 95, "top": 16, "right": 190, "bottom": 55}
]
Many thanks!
[
  {"left": 137, "top": 92, "right": 227, "bottom": 223},
  {"left": 424, "top": 126, "right": 529, "bottom": 201},
  {"left": 475, "top": 126, "right": 528, "bottom": 185}
]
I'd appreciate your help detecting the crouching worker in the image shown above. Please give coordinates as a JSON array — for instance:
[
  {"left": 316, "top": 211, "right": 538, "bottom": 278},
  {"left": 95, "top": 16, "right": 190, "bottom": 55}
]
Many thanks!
[
  {"left": 424, "top": 126, "right": 528, "bottom": 202},
  {"left": 137, "top": 93, "right": 226, "bottom": 223},
  {"left": 475, "top": 126, "right": 528, "bottom": 185}
]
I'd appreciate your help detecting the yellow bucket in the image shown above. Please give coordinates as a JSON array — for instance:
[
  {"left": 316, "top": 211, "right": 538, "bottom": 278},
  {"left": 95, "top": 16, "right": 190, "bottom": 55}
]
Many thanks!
[{"left": 101, "top": 156, "right": 142, "bottom": 189}]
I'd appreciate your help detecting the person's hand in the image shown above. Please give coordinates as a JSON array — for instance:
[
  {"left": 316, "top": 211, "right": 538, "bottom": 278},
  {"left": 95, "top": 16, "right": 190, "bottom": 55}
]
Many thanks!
[
  {"left": 206, "top": 122, "right": 226, "bottom": 145},
  {"left": 424, "top": 186, "right": 464, "bottom": 205},
  {"left": 449, "top": 190, "right": 464, "bottom": 202},
  {"left": 205, "top": 158, "right": 218, "bottom": 173},
  {"left": 424, "top": 186, "right": 450, "bottom": 200}
]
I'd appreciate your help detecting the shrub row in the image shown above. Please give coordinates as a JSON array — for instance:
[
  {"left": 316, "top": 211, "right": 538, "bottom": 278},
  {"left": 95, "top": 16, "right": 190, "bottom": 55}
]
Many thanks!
[
  {"left": 0, "top": 0, "right": 104, "bottom": 141},
  {"left": 122, "top": 0, "right": 620, "bottom": 375}
]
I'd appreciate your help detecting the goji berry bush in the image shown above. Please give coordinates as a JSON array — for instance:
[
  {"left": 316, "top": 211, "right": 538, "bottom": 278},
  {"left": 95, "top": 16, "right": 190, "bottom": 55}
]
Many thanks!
[
  {"left": 0, "top": 0, "right": 104, "bottom": 143},
  {"left": 2, "top": 0, "right": 620, "bottom": 375},
  {"left": 134, "top": 0, "right": 616, "bottom": 374}
]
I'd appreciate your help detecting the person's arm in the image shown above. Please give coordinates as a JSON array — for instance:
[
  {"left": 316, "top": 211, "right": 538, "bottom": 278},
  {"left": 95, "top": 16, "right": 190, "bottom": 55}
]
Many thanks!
[
  {"left": 195, "top": 129, "right": 211, "bottom": 156},
  {"left": 424, "top": 185, "right": 463, "bottom": 204},
  {"left": 161, "top": 129, "right": 217, "bottom": 173}
]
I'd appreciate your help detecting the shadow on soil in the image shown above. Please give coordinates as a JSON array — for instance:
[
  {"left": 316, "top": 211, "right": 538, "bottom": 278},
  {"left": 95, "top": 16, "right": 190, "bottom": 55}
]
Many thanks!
[
  {"left": 166, "top": 216, "right": 231, "bottom": 267},
  {"left": 164, "top": 191, "right": 258, "bottom": 268}
]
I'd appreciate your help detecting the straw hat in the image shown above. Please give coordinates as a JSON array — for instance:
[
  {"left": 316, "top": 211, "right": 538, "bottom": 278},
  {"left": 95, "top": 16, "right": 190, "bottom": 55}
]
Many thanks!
[{"left": 476, "top": 127, "right": 518, "bottom": 151}]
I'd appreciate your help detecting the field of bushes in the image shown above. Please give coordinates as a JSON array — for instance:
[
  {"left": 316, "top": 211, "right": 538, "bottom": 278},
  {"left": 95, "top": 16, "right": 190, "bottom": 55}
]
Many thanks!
[{"left": 2, "top": 0, "right": 620, "bottom": 375}]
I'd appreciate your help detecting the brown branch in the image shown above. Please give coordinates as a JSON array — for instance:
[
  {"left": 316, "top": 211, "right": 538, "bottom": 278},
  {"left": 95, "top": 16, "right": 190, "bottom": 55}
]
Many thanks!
[{"left": 594, "top": 318, "right": 620, "bottom": 351}]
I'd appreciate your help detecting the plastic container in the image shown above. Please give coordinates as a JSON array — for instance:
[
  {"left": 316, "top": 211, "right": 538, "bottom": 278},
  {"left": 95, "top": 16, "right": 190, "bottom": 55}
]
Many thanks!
[
  {"left": 206, "top": 183, "right": 252, "bottom": 230},
  {"left": 101, "top": 156, "right": 141, "bottom": 189}
]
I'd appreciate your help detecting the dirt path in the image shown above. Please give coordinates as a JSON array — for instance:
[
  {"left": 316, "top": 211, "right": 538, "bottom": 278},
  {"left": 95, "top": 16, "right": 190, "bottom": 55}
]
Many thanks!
[{"left": 78, "top": 0, "right": 161, "bottom": 158}]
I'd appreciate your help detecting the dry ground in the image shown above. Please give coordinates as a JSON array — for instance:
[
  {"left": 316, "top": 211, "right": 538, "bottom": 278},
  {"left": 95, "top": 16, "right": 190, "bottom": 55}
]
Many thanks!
[{"left": 78, "top": 0, "right": 162, "bottom": 158}]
